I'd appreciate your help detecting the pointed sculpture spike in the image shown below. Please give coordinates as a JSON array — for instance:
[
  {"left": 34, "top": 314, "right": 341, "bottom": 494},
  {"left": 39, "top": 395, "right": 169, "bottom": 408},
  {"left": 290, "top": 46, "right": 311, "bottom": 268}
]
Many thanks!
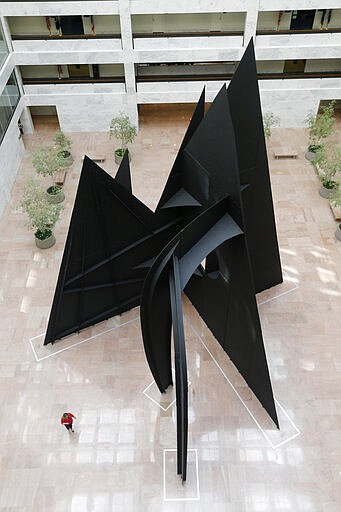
[
  {"left": 156, "top": 88, "right": 205, "bottom": 211},
  {"left": 115, "top": 150, "right": 132, "bottom": 193}
]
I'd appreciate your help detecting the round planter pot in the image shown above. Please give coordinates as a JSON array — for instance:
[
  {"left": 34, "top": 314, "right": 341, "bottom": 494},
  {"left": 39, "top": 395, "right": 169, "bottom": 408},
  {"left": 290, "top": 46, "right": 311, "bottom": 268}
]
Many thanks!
[
  {"left": 114, "top": 153, "right": 123, "bottom": 165},
  {"left": 335, "top": 224, "right": 341, "bottom": 241},
  {"left": 35, "top": 233, "right": 56, "bottom": 249},
  {"left": 115, "top": 149, "right": 131, "bottom": 165},
  {"left": 305, "top": 150, "right": 316, "bottom": 161},
  {"left": 46, "top": 189, "right": 65, "bottom": 204},
  {"left": 58, "top": 150, "right": 74, "bottom": 167},
  {"left": 319, "top": 185, "right": 335, "bottom": 199}
]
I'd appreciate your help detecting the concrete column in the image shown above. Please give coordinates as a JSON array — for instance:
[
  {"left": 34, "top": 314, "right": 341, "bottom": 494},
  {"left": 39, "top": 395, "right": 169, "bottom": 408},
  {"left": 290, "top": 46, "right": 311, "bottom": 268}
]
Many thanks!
[
  {"left": 118, "top": 0, "right": 138, "bottom": 128},
  {"left": 124, "top": 62, "right": 138, "bottom": 128},
  {"left": 19, "top": 105, "right": 34, "bottom": 134},
  {"left": 244, "top": 1, "right": 259, "bottom": 47},
  {"left": 0, "top": 15, "right": 13, "bottom": 52}
]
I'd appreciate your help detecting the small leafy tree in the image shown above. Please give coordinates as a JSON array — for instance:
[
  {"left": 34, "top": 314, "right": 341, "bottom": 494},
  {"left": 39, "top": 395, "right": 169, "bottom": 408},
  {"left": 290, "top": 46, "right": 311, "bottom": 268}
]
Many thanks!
[
  {"left": 53, "top": 130, "right": 72, "bottom": 154},
  {"left": 20, "top": 179, "right": 63, "bottom": 240},
  {"left": 306, "top": 100, "right": 336, "bottom": 152},
  {"left": 32, "top": 146, "right": 69, "bottom": 187},
  {"left": 263, "top": 112, "right": 280, "bottom": 140},
  {"left": 109, "top": 113, "right": 137, "bottom": 157},
  {"left": 313, "top": 143, "right": 341, "bottom": 190}
]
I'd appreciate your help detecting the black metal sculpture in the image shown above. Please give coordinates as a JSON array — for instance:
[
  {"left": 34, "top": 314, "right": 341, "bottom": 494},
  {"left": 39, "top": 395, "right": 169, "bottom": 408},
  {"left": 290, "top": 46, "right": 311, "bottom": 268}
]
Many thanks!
[{"left": 44, "top": 40, "right": 282, "bottom": 481}]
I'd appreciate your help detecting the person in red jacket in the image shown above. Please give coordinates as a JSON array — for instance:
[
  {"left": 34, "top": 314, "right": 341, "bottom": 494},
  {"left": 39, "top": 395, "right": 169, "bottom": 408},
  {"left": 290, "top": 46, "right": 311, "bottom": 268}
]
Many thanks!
[{"left": 61, "top": 412, "right": 76, "bottom": 432}]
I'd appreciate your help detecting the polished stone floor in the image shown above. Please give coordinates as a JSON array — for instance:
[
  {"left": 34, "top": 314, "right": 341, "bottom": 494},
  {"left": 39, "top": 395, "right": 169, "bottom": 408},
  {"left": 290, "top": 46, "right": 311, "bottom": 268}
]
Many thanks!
[{"left": 0, "top": 106, "right": 340, "bottom": 512}]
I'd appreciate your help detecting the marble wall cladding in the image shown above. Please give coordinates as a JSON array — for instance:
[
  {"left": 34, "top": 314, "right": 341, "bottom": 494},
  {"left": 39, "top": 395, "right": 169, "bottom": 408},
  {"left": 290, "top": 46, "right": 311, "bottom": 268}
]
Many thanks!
[
  {"left": 24, "top": 83, "right": 125, "bottom": 95},
  {"left": 131, "top": 0, "right": 252, "bottom": 15},
  {"left": 260, "top": 77, "right": 341, "bottom": 92},
  {"left": 13, "top": 50, "right": 123, "bottom": 67},
  {"left": 136, "top": 48, "right": 242, "bottom": 63},
  {"left": 134, "top": 36, "right": 243, "bottom": 50},
  {"left": 12, "top": 39, "right": 122, "bottom": 54},
  {"left": 2, "top": 0, "right": 337, "bottom": 17},
  {"left": 1, "top": 0, "right": 339, "bottom": 25},
  {"left": 259, "top": 0, "right": 340, "bottom": 10},
  {"left": 57, "top": 95, "right": 128, "bottom": 132},
  {"left": 256, "top": 45, "right": 341, "bottom": 61},
  {"left": 22, "top": 84, "right": 126, "bottom": 131},
  {"left": 0, "top": 2, "right": 119, "bottom": 17},
  {"left": 136, "top": 80, "right": 227, "bottom": 102},
  {"left": 256, "top": 33, "right": 341, "bottom": 49},
  {"left": 261, "top": 84, "right": 340, "bottom": 127},
  {"left": 0, "top": 102, "right": 25, "bottom": 218},
  {"left": 137, "top": 80, "right": 222, "bottom": 91}
]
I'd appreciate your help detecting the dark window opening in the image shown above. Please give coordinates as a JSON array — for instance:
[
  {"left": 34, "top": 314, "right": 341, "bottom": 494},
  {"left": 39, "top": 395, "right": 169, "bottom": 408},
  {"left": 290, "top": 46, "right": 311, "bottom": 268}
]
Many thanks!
[
  {"left": 290, "top": 10, "right": 315, "bottom": 30},
  {"left": 68, "top": 64, "right": 90, "bottom": 78},
  {"left": 283, "top": 59, "right": 306, "bottom": 73},
  {"left": 59, "top": 16, "right": 84, "bottom": 36}
]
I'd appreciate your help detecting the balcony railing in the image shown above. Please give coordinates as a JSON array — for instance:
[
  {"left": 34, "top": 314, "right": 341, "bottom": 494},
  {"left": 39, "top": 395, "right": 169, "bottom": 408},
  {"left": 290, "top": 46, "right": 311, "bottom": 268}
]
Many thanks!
[
  {"left": 133, "top": 30, "right": 243, "bottom": 38},
  {"left": 20, "top": 70, "right": 341, "bottom": 86},
  {"left": 256, "top": 28, "right": 341, "bottom": 35},
  {"left": 136, "top": 70, "right": 341, "bottom": 82},
  {"left": 11, "top": 33, "right": 120, "bottom": 40},
  {"left": 22, "top": 76, "right": 124, "bottom": 85}
]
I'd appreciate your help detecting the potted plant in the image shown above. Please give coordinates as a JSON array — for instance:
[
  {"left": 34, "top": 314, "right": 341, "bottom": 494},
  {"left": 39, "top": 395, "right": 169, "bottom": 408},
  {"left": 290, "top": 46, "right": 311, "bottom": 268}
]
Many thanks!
[
  {"left": 330, "top": 186, "right": 341, "bottom": 241},
  {"left": 53, "top": 130, "right": 73, "bottom": 166},
  {"left": 20, "top": 179, "right": 63, "bottom": 249},
  {"left": 32, "top": 146, "right": 69, "bottom": 203},
  {"left": 109, "top": 113, "right": 137, "bottom": 165},
  {"left": 305, "top": 100, "right": 336, "bottom": 160},
  {"left": 312, "top": 143, "right": 341, "bottom": 199},
  {"left": 263, "top": 112, "right": 280, "bottom": 140}
]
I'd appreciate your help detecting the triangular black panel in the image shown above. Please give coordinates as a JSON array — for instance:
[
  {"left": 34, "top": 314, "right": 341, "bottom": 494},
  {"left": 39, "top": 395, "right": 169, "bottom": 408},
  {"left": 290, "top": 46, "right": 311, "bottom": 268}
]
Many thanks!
[
  {"left": 227, "top": 39, "right": 282, "bottom": 292},
  {"left": 185, "top": 237, "right": 279, "bottom": 427},
  {"left": 115, "top": 150, "right": 132, "bottom": 193},
  {"left": 44, "top": 157, "right": 180, "bottom": 344},
  {"left": 184, "top": 84, "right": 241, "bottom": 211},
  {"left": 160, "top": 188, "right": 202, "bottom": 209},
  {"left": 156, "top": 88, "right": 205, "bottom": 211}
]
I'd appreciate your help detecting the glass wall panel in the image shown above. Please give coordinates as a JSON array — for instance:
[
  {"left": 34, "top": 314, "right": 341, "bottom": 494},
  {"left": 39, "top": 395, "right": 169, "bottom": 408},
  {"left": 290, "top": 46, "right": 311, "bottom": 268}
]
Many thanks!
[{"left": 0, "top": 72, "right": 20, "bottom": 144}]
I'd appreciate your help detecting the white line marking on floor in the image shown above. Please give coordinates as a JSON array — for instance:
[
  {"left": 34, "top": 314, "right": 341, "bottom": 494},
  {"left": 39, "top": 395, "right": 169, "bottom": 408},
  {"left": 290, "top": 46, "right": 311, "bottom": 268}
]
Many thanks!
[
  {"left": 163, "top": 448, "right": 200, "bottom": 501},
  {"left": 189, "top": 322, "right": 301, "bottom": 450},
  {"left": 28, "top": 316, "right": 139, "bottom": 362}
]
